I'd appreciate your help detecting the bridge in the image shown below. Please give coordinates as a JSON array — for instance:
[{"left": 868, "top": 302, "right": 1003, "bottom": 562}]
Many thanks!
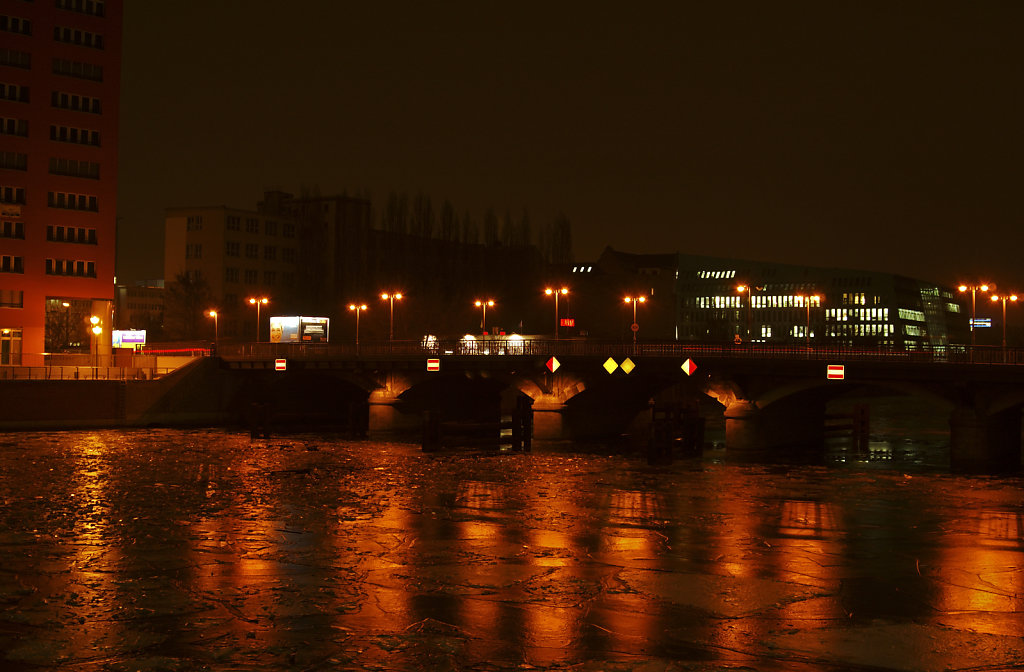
[{"left": 216, "top": 339, "right": 1024, "bottom": 472}]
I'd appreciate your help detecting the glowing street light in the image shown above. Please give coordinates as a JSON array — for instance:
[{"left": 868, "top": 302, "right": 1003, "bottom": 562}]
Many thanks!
[
  {"left": 990, "top": 293, "right": 1017, "bottom": 352},
  {"left": 736, "top": 284, "right": 764, "bottom": 342},
  {"left": 959, "top": 283, "right": 991, "bottom": 353},
  {"left": 380, "top": 292, "right": 403, "bottom": 342},
  {"left": 208, "top": 310, "right": 219, "bottom": 348},
  {"left": 61, "top": 301, "right": 71, "bottom": 349},
  {"left": 544, "top": 287, "right": 569, "bottom": 339},
  {"left": 90, "top": 315, "right": 102, "bottom": 376},
  {"left": 248, "top": 296, "right": 269, "bottom": 342},
  {"left": 475, "top": 299, "right": 495, "bottom": 335},
  {"left": 348, "top": 303, "right": 367, "bottom": 347},
  {"left": 623, "top": 295, "right": 647, "bottom": 344}
]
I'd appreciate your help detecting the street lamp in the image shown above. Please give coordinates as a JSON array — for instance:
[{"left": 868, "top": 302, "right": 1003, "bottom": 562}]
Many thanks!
[
  {"left": 475, "top": 299, "right": 494, "bottom": 336},
  {"left": 736, "top": 284, "right": 763, "bottom": 342},
  {"left": 795, "top": 294, "right": 820, "bottom": 348},
  {"left": 380, "top": 292, "right": 403, "bottom": 342},
  {"left": 348, "top": 303, "right": 367, "bottom": 347},
  {"left": 208, "top": 310, "right": 219, "bottom": 348},
  {"left": 959, "top": 283, "right": 991, "bottom": 353},
  {"left": 544, "top": 287, "right": 569, "bottom": 339},
  {"left": 90, "top": 315, "right": 102, "bottom": 377},
  {"left": 248, "top": 296, "right": 269, "bottom": 342},
  {"left": 61, "top": 301, "right": 71, "bottom": 350},
  {"left": 990, "top": 293, "right": 1017, "bottom": 353},
  {"left": 623, "top": 295, "right": 647, "bottom": 344}
]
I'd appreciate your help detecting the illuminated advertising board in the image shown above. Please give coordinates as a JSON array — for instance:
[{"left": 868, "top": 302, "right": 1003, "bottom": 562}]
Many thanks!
[
  {"left": 112, "top": 330, "right": 147, "bottom": 347},
  {"left": 270, "top": 316, "right": 330, "bottom": 343}
]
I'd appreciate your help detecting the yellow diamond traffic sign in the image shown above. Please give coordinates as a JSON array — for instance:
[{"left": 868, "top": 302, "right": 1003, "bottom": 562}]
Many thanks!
[
  {"left": 603, "top": 357, "right": 618, "bottom": 374},
  {"left": 620, "top": 357, "right": 635, "bottom": 374}
]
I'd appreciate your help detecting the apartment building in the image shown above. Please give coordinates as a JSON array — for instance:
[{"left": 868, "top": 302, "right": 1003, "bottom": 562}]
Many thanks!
[{"left": 0, "top": 0, "right": 121, "bottom": 365}]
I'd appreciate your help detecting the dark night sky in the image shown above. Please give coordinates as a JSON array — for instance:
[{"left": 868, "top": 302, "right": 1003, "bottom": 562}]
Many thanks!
[{"left": 117, "top": 2, "right": 1024, "bottom": 290}]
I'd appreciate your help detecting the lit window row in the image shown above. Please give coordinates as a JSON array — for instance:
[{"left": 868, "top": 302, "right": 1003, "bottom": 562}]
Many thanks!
[
  {"left": 825, "top": 324, "right": 896, "bottom": 337},
  {"left": 825, "top": 307, "right": 890, "bottom": 322},
  {"left": 697, "top": 269, "right": 737, "bottom": 279},
  {"left": 898, "top": 308, "right": 926, "bottom": 322}
]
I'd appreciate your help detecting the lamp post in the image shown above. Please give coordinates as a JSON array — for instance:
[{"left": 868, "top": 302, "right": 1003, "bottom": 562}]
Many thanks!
[
  {"left": 959, "top": 284, "right": 991, "bottom": 356},
  {"left": 795, "top": 294, "right": 819, "bottom": 348},
  {"left": 348, "top": 303, "right": 367, "bottom": 348},
  {"left": 623, "top": 295, "right": 647, "bottom": 344},
  {"left": 990, "top": 293, "right": 1017, "bottom": 356},
  {"left": 735, "top": 284, "right": 763, "bottom": 342},
  {"left": 90, "top": 315, "right": 102, "bottom": 377},
  {"left": 475, "top": 299, "right": 494, "bottom": 336},
  {"left": 544, "top": 287, "right": 569, "bottom": 339},
  {"left": 61, "top": 301, "right": 70, "bottom": 350},
  {"left": 248, "top": 296, "right": 269, "bottom": 342},
  {"left": 380, "top": 292, "right": 403, "bottom": 343},
  {"left": 208, "top": 310, "right": 219, "bottom": 348}
]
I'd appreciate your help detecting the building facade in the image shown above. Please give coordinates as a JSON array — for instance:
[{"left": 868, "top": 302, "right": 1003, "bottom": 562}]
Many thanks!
[
  {"left": 165, "top": 190, "right": 549, "bottom": 343},
  {"left": 0, "top": 0, "right": 121, "bottom": 365},
  {"left": 570, "top": 248, "right": 968, "bottom": 350},
  {"left": 164, "top": 204, "right": 301, "bottom": 341}
]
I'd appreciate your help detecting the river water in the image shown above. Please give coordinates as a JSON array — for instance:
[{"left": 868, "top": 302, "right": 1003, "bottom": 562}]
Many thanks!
[{"left": 1, "top": 413, "right": 1022, "bottom": 670}]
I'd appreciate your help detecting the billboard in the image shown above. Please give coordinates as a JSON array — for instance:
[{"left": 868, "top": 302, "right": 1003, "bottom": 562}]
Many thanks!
[
  {"left": 269, "top": 316, "right": 330, "bottom": 343},
  {"left": 112, "top": 330, "right": 147, "bottom": 347}
]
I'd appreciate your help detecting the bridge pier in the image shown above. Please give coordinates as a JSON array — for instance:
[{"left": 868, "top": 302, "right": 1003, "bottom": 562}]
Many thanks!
[
  {"left": 367, "top": 389, "right": 420, "bottom": 438},
  {"left": 724, "top": 397, "right": 826, "bottom": 460},
  {"left": 949, "top": 405, "right": 1022, "bottom": 473},
  {"left": 531, "top": 396, "right": 567, "bottom": 440}
]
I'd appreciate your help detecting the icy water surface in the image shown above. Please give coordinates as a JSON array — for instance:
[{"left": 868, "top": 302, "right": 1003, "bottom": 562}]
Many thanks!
[{"left": 1, "top": 429, "right": 1022, "bottom": 671}]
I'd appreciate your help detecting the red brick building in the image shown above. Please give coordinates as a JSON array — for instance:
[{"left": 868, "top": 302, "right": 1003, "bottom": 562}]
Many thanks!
[{"left": 0, "top": 0, "right": 121, "bottom": 365}]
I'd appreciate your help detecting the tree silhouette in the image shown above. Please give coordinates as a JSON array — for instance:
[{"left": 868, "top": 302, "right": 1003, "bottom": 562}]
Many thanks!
[{"left": 163, "top": 272, "right": 213, "bottom": 340}]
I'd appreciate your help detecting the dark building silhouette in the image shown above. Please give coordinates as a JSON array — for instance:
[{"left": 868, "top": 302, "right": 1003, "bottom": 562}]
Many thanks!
[{"left": 166, "top": 190, "right": 549, "bottom": 342}]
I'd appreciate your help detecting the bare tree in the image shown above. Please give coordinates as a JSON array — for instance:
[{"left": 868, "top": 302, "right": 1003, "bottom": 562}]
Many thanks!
[{"left": 163, "top": 272, "right": 213, "bottom": 341}]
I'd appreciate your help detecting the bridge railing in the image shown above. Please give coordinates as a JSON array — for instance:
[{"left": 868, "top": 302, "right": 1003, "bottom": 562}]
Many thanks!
[{"left": 214, "top": 340, "right": 1024, "bottom": 365}]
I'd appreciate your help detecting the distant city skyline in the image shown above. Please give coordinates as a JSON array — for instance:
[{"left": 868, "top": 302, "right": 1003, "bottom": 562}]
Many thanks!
[{"left": 117, "top": 2, "right": 1024, "bottom": 291}]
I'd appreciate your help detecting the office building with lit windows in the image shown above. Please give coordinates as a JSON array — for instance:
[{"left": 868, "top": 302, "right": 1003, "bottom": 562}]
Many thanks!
[
  {"left": 571, "top": 248, "right": 968, "bottom": 350},
  {"left": 0, "top": 0, "right": 121, "bottom": 365}
]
